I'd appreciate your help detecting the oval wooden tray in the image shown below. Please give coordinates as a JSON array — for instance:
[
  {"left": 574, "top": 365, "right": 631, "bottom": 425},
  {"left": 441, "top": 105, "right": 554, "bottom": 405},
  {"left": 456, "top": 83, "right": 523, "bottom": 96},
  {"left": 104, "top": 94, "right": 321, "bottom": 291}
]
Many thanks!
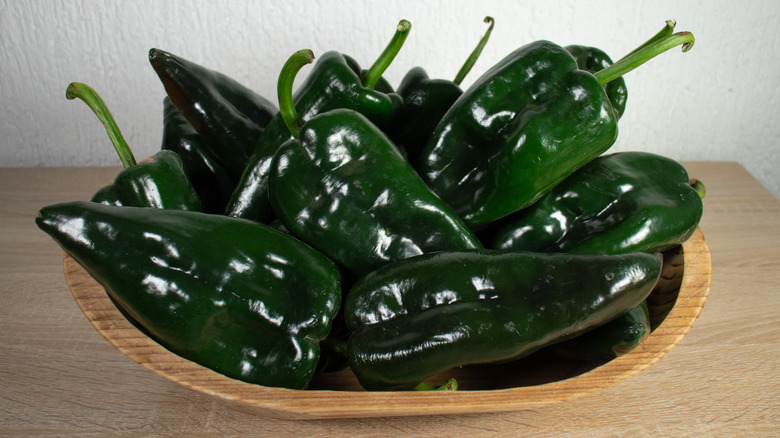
[{"left": 63, "top": 228, "right": 711, "bottom": 419}]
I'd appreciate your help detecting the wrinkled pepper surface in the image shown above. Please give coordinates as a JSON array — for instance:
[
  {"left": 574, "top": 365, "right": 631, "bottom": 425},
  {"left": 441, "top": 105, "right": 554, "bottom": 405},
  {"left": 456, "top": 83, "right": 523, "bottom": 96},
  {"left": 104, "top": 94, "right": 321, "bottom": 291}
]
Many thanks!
[
  {"left": 344, "top": 250, "right": 662, "bottom": 390},
  {"left": 161, "top": 97, "right": 235, "bottom": 213},
  {"left": 388, "top": 17, "right": 494, "bottom": 163},
  {"left": 149, "top": 48, "right": 278, "bottom": 178},
  {"left": 66, "top": 82, "right": 202, "bottom": 211},
  {"left": 269, "top": 50, "right": 481, "bottom": 279},
  {"left": 489, "top": 151, "right": 705, "bottom": 254},
  {"left": 226, "top": 20, "right": 410, "bottom": 223},
  {"left": 36, "top": 201, "right": 342, "bottom": 389},
  {"left": 416, "top": 27, "right": 695, "bottom": 227}
]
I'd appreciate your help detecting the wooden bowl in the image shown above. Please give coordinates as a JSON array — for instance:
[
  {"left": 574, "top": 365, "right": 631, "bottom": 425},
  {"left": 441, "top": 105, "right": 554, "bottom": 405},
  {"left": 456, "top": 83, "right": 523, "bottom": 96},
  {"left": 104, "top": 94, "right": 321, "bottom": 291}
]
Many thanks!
[{"left": 63, "top": 227, "right": 711, "bottom": 419}]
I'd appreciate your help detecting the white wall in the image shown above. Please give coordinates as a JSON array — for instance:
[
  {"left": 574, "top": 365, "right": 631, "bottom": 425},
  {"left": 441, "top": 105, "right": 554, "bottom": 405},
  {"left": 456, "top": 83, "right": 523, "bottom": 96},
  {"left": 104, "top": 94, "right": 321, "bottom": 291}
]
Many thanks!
[{"left": 2, "top": 0, "right": 779, "bottom": 199}]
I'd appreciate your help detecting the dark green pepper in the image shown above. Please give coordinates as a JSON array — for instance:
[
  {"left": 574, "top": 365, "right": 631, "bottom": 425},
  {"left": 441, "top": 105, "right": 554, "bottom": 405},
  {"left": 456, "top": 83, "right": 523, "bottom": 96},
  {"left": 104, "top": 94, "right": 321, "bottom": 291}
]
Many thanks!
[
  {"left": 225, "top": 20, "right": 410, "bottom": 223},
  {"left": 161, "top": 97, "right": 235, "bottom": 214},
  {"left": 489, "top": 152, "right": 705, "bottom": 254},
  {"left": 344, "top": 250, "right": 662, "bottom": 390},
  {"left": 268, "top": 50, "right": 482, "bottom": 279},
  {"left": 66, "top": 82, "right": 202, "bottom": 211},
  {"left": 149, "top": 48, "right": 278, "bottom": 178},
  {"left": 388, "top": 17, "right": 494, "bottom": 163},
  {"left": 416, "top": 26, "right": 695, "bottom": 227},
  {"left": 552, "top": 301, "right": 651, "bottom": 362},
  {"left": 36, "top": 201, "right": 342, "bottom": 390},
  {"left": 565, "top": 45, "right": 627, "bottom": 119}
]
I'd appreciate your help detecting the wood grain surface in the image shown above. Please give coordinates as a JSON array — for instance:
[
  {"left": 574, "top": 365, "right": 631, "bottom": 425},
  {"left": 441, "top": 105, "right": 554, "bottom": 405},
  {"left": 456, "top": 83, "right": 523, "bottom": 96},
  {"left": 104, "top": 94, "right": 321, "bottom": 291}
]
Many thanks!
[{"left": 2, "top": 162, "right": 778, "bottom": 435}]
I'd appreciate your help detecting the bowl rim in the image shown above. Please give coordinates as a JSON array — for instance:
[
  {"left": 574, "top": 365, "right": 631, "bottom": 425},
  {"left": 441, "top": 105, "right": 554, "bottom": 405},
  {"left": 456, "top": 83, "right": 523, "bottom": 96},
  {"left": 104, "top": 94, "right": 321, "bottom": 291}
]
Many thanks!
[{"left": 62, "top": 227, "right": 711, "bottom": 419}]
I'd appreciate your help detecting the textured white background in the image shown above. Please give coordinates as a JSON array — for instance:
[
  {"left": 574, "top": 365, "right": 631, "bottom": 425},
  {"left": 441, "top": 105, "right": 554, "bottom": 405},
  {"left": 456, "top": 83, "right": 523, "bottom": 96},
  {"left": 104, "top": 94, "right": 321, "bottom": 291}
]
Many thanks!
[{"left": 2, "top": 0, "right": 779, "bottom": 199}]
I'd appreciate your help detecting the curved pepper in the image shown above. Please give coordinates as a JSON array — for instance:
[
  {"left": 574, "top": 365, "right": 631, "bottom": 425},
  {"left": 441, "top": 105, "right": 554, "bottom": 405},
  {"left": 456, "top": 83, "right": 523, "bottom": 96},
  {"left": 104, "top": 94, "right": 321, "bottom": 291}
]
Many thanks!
[
  {"left": 149, "top": 48, "right": 278, "bottom": 178},
  {"left": 66, "top": 82, "right": 202, "bottom": 211},
  {"left": 269, "top": 50, "right": 481, "bottom": 278},
  {"left": 344, "top": 250, "right": 662, "bottom": 390},
  {"left": 225, "top": 20, "right": 410, "bottom": 223},
  {"left": 160, "top": 97, "right": 235, "bottom": 214},
  {"left": 416, "top": 24, "right": 695, "bottom": 227},
  {"left": 36, "top": 201, "right": 342, "bottom": 389},
  {"left": 489, "top": 151, "right": 705, "bottom": 254},
  {"left": 388, "top": 17, "right": 494, "bottom": 163}
]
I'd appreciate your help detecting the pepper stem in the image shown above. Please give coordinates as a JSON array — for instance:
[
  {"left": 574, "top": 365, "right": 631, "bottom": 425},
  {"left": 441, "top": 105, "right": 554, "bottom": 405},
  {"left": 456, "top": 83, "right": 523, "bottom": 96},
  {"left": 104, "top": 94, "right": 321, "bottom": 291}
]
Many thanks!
[
  {"left": 617, "top": 20, "right": 677, "bottom": 62},
  {"left": 362, "top": 19, "right": 412, "bottom": 89},
  {"left": 453, "top": 16, "right": 495, "bottom": 86},
  {"left": 594, "top": 27, "right": 695, "bottom": 85},
  {"left": 278, "top": 49, "right": 315, "bottom": 139},
  {"left": 414, "top": 378, "right": 459, "bottom": 391},
  {"left": 66, "top": 82, "right": 137, "bottom": 168},
  {"left": 690, "top": 178, "right": 707, "bottom": 199}
]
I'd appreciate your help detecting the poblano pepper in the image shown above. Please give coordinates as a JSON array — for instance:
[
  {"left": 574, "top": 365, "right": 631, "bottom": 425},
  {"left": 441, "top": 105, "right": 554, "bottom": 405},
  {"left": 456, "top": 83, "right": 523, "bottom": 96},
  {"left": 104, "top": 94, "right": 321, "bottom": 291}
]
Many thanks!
[
  {"left": 226, "top": 20, "right": 410, "bottom": 223},
  {"left": 489, "top": 151, "right": 705, "bottom": 254},
  {"left": 344, "top": 250, "right": 662, "bottom": 390},
  {"left": 66, "top": 82, "right": 202, "bottom": 211},
  {"left": 149, "top": 48, "right": 278, "bottom": 178},
  {"left": 36, "top": 201, "right": 342, "bottom": 390},
  {"left": 416, "top": 24, "right": 695, "bottom": 227},
  {"left": 161, "top": 97, "right": 235, "bottom": 214},
  {"left": 388, "top": 17, "right": 494, "bottom": 163},
  {"left": 268, "top": 50, "right": 482, "bottom": 278}
]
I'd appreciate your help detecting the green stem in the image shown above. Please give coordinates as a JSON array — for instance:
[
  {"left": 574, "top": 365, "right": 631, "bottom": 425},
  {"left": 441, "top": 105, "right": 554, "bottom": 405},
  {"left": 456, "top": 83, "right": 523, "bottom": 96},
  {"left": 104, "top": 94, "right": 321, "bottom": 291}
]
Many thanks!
[
  {"left": 453, "top": 16, "right": 495, "bottom": 85},
  {"left": 594, "top": 31, "right": 695, "bottom": 85},
  {"left": 66, "top": 82, "right": 136, "bottom": 168},
  {"left": 414, "top": 378, "right": 458, "bottom": 391},
  {"left": 617, "top": 20, "right": 677, "bottom": 62},
  {"left": 278, "top": 49, "right": 315, "bottom": 139},
  {"left": 690, "top": 178, "right": 706, "bottom": 199},
  {"left": 362, "top": 19, "right": 412, "bottom": 89}
]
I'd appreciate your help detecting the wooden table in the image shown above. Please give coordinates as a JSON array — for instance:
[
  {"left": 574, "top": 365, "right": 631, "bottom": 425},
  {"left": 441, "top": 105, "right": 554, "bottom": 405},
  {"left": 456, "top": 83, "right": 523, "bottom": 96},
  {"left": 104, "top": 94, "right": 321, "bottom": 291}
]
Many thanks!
[{"left": 1, "top": 162, "right": 777, "bottom": 436}]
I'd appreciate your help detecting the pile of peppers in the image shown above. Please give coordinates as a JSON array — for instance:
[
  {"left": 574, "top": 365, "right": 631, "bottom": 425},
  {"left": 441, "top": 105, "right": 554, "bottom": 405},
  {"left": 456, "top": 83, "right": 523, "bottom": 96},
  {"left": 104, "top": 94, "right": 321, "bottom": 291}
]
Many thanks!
[{"left": 37, "top": 18, "right": 705, "bottom": 391}]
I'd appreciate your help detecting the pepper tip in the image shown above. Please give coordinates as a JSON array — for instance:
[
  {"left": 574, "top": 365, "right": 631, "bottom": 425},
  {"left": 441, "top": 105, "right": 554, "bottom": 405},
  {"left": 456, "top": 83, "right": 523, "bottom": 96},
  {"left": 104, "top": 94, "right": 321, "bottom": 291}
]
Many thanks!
[{"left": 65, "top": 82, "right": 81, "bottom": 100}]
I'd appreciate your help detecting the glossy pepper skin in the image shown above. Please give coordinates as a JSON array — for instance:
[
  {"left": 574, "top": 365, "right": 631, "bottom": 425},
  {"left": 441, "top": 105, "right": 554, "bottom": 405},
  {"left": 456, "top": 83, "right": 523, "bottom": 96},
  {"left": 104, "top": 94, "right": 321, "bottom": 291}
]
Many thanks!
[
  {"left": 416, "top": 25, "right": 696, "bottom": 228},
  {"left": 149, "top": 48, "right": 278, "bottom": 178},
  {"left": 565, "top": 45, "right": 628, "bottom": 119},
  {"left": 344, "top": 250, "right": 662, "bottom": 390},
  {"left": 161, "top": 97, "right": 235, "bottom": 214},
  {"left": 489, "top": 152, "right": 705, "bottom": 254},
  {"left": 270, "top": 108, "right": 482, "bottom": 278},
  {"left": 416, "top": 40, "right": 619, "bottom": 227},
  {"left": 226, "top": 21, "right": 410, "bottom": 223},
  {"left": 91, "top": 150, "right": 203, "bottom": 211},
  {"left": 36, "top": 201, "right": 342, "bottom": 389},
  {"left": 64, "top": 82, "right": 202, "bottom": 211},
  {"left": 553, "top": 301, "right": 650, "bottom": 362},
  {"left": 388, "top": 17, "right": 494, "bottom": 163},
  {"left": 387, "top": 66, "right": 463, "bottom": 163}
]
